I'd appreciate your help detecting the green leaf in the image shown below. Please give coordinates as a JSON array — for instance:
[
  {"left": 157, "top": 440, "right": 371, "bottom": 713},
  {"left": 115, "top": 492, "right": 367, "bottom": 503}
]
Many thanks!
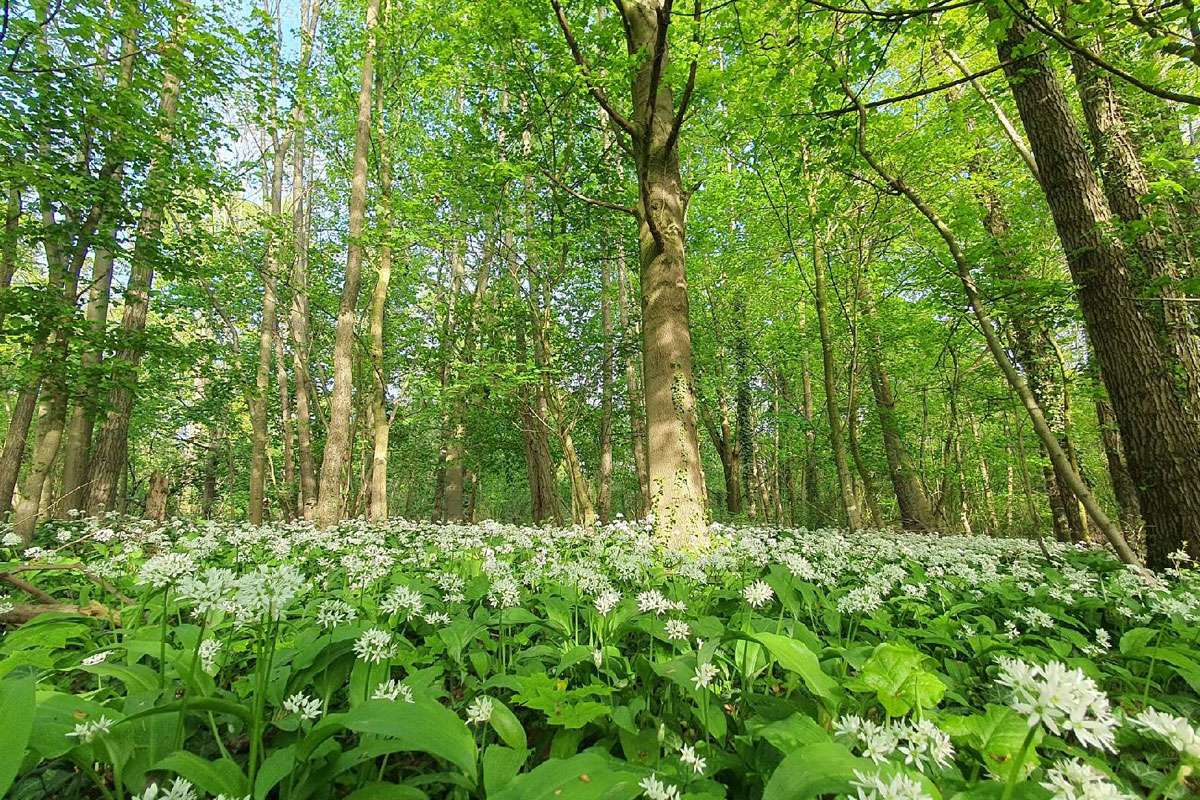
[
  {"left": 763, "top": 741, "right": 871, "bottom": 800},
  {"left": 488, "top": 699, "right": 527, "bottom": 751},
  {"left": 752, "top": 632, "right": 837, "bottom": 699},
  {"left": 254, "top": 744, "right": 297, "bottom": 800},
  {"left": 1119, "top": 628, "right": 1157, "bottom": 656},
  {"left": 748, "top": 712, "right": 830, "bottom": 755},
  {"left": 851, "top": 641, "right": 946, "bottom": 716},
  {"left": 0, "top": 676, "right": 36, "bottom": 797},
  {"left": 487, "top": 751, "right": 644, "bottom": 800},
  {"left": 334, "top": 699, "right": 477, "bottom": 780},
  {"left": 154, "top": 752, "right": 247, "bottom": 799},
  {"left": 482, "top": 745, "right": 528, "bottom": 796}
]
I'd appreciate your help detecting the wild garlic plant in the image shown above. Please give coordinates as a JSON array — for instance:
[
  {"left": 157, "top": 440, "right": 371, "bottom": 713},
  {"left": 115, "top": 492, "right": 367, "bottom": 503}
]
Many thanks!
[{"left": 0, "top": 515, "right": 1197, "bottom": 799}]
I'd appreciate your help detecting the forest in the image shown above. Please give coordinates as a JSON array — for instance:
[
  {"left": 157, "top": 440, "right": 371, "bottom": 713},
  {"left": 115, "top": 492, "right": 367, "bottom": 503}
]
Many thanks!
[{"left": 0, "top": 0, "right": 1198, "bottom": 798}]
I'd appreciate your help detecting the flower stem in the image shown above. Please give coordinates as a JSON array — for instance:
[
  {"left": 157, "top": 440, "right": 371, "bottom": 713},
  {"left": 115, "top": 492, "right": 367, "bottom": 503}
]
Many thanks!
[{"left": 1001, "top": 725, "right": 1039, "bottom": 800}]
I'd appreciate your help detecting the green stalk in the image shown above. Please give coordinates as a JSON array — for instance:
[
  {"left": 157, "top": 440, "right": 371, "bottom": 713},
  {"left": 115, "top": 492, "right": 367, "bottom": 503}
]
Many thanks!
[{"left": 1001, "top": 725, "right": 1039, "bottom": 800}]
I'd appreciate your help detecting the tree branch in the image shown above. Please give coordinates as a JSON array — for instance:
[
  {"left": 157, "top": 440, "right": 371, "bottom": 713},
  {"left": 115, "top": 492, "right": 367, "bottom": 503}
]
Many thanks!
[
  {"left": 665, "top": 0, "right": 700, "bottom": 155},
  {"left": 543, "top": 169, "right": 637, "bottom": 215},
  {"left": 1004, "top": 0, "right": 1200, "bottom": 106},
  {"left": 550, "top": 0, "right": 640, "bottom": 138}
]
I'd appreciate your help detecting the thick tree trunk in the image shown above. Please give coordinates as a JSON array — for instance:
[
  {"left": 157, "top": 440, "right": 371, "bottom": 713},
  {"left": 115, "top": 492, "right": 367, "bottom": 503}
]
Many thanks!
[
  {"left": 313, "top": 0, "right": 378, "bottom": 527},
  {"left": 84, "top": 11, "right": 188, "bottom": 514},
  {"left": 1069, "top": 46, "right": 1200, "bottom": 405},
  {"left": 12, "top": 391, "right": 67, "bottom": 540},
  {"left": 865, "top": 304, "right": 940, "bottom": 530},
  {"left": 60, "top": 241, "right": 115, "bottom": 512},
  {"left": 623, "top": 2, "right": 707, "bottom": 545},
  {"left": 144, "top": 470, "right": 168, "bottom": 521},
  {"left": 0, "top": 366, "right": 41, "bottom": 517},
  {"left": 996, "top": 17, "right": 1200, "bottom": 567}
]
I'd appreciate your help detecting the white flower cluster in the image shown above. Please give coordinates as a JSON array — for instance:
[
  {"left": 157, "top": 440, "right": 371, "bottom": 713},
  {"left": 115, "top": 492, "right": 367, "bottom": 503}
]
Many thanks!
[
  {"left": 1040, "top": 759, "right": 1134, "bottom": 800},
  {"left": 1130, "top": 708, "right": 1200, "bottom": 758},
  {"left": 638, "top": 774, "right": 680, "bottom": 800},
  {"left": 834, "top": 715, "right": 954, "bottom": 772},
  {"left": 850, "top": 768, "right": 934, "bottom": 800},
  {"left": 996, "top": 658, "right": 1119, "bottom": 751}
]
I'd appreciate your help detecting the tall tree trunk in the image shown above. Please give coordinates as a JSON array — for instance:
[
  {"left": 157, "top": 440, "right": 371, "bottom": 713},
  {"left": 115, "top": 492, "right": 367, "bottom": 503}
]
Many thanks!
[
  {"left": 0, "top": 364, "right": 41, "bottom": 516},
  {"left": 996, "top": 16, "right": 1200, "bottom": 566},
  {"left": 617, "top": 247, "right": 650, "bottom": 517},
  {"left": 144, "top": 470, "right": 168, "bottom": 521},
  {"left": 597, "top": 255, "right": 614, "bottom": 523},
  {"left": 60, "top": 239, "right": 115, "bottom": 512},
  {"left": 368, "top": 79, "right": 393, "bottom": 522},
  {"left": 12, "top": 391, "right": 67, "bottom": 539},
  {"left": 289, "top": 0, "right": 321, "bottom": 520},
  {"left": 591, "top": 0, "right": 708, "bottom": 545},
  {"left": 846, "top": 356, "right": 883, "bottom": 528},
  {"left": 84, "top": 9, "right": 188, "bottom": 514},
  {"left": 801, "top": 361, "right": 821, "bottom": 528},
  {"left": 865, "top": 300, "right": 940, "bottom": 530},
  {"left": 807, "top": 205, "right": 860, "bottom": 529},
  {"left": 313, "top": 0, "right": 378, "bottom": 527}
]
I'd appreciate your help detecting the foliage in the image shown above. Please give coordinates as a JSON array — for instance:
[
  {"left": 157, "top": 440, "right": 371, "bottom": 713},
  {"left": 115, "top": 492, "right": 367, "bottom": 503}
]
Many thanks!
[{"left": 1, "top": 517, "right": 1198, "bottom": 798}]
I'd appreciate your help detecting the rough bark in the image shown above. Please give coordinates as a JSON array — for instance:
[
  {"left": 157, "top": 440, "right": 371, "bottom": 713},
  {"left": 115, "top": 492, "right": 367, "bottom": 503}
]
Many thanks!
[
  {"left": 313, "top": 0, "right": 378, "bottom": 527},
  {"left": 144, "top": 470, "right": 168, "bottom": 521},
  {"left": 550, "top": 0, "right": 707, "bottom": 543},
  {"left": 1069, "top": 44, "right": 1200, "bottom": 406},
  {"left": 0, "top": 363, "right": 41, "bottom": 516},
  {"left": 996, "top": 17, "right": 1200, "bottom": 566}
]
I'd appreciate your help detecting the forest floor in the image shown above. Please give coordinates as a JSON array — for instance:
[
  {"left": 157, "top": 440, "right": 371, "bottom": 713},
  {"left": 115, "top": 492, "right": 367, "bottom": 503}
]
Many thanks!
[{"left": 1, "top": 517, "right": 1198, "bottom": 799}]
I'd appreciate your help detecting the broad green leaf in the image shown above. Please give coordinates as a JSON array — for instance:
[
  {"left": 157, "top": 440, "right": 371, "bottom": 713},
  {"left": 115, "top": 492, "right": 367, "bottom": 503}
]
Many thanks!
[
  {"left": 488, "top": 699, "right": 526, "bottom": 751},
  {"left": 487, "top": 751, "right": 644, "bottom": 800},
  {"left": 337, "top": 699, "right": 477, "bottom": 780},
  {"left": 0, "top": 676, "right": 35, "bottom": 797},
  {"left": 482, "top": 745, "right": 528, "bottom": 796},
  {"left": 154, "top": 752, "right": 247, "bottom": 799},
  {"left": 763, "top": 741, "right": 871, "bottom": 800},
  {"left": 752, "top": 632, "right": 837, "bottom": 699}
]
